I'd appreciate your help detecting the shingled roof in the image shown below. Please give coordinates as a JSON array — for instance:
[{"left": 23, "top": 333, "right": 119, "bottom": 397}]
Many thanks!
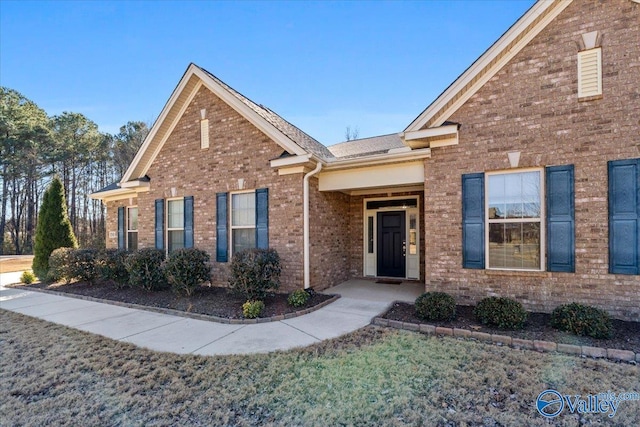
[
  {"left": 328, "top": 133, "right": 405, "bottom": 159},
  {"left": 197, "top": 65, "right": 335, "bottom": 160}
]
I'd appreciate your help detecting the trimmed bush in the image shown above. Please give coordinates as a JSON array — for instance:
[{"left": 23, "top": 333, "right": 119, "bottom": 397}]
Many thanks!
[
  {"left": 67, "top": 249, "right": 100, "bottom": 285},
  {"left": 242, "top": 300, "right": 265, "bottom": 319},
  {"left": 97, "top": 249, "right": 130, "bottom": 289},
  {"left": 20, "top": 271, "right": 36, "bottom": 284},
  {"left": 164, "top": 248, "right": 211, "bottom": 296},
  {"left": 33, "top": 176, "right": 78, "bottom": 279},
  {"left": 287, "top": 289, "right": 310, "bottom": 308},
  {"left": 415, "top": 292, "right": 456, "bottom": 321},
  {"left": 229, "top": 248, "right": 281, "bottom": 300},
  {"left": 550, "top": 303, "right": 612, "bottom": 339},
  {"left": 474, "top": 296, "right": 528, "bottom": 330},
  {"left": 125, "top": 248, "right": 168, "bottom": 291},
  {"left": 47, "top": 247, "right": 75, "bottom": 283}
]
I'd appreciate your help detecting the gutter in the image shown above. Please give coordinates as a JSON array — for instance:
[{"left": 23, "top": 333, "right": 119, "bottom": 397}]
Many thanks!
[{"left": 303, "top": 161, "right": 323, "bottom": 289}]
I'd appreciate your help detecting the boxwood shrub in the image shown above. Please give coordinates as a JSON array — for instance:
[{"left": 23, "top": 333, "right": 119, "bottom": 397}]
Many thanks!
[
  {"left": 67, "top": 248, "right": 100, "bottom": 285},
  {"left": 415, "top": 292, "right": 456, "bottom": 321},
  {"left": 164, "top": 248, "right": 211, "bottom": 296},
  {"left": 242, "top": 300, "right": 265, "bottom": 319},
  {"left": 550, "top": 302, "right": 612, "bottom": 339},
  {"left": 97, "top": 249, "right": 130, "bottom": 289},
  {"left": 287, "top": 289, "right": 310, "bottom": 308},
  {"left": 125, "top": 248, "right": 168, "bottom": 291},
  {"left": 229, "top": 248, "right": 281, "bottom": 300},
  {"left": 473, "top": 296, "right": 528, "bottom": 330},
  {"left": 47, "top": 247, "right": 75, "bottom": 283}
]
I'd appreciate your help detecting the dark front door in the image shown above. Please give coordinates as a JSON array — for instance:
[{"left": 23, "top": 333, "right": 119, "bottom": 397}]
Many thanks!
[{"left": 377, "top": 211, "right": 406, "bottom": 277}]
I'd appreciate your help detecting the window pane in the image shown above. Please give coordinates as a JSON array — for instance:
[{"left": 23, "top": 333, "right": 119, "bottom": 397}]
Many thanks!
[
  {"left": 367, "top": 216, "right": 374, "bottom": 254},
  {"left": 168, "top": 230, "right": 184, "bottom": 253},
  {"left": 128, "top": 207, "right": 138, "bottom": 231},
  {"left": 489, "top": 172, "right": 541, "bottom": 219},
  {"left": 409, "top": 213, "right": 417, "bottom": 255},
  {"left": 168, "top": 200, "right": 184, "bottom": 229},
  {"left": 233, "top": 228, "right": 256, "bottom": 254},
  {"left": 488, "top": 222, "right": 540, "bottom": 269},
  {"left": 127, "top": 232, "right": 138, "bottom": 251},
  {"left": 232, "top": 193, "right": 255, "bottom": 227}
]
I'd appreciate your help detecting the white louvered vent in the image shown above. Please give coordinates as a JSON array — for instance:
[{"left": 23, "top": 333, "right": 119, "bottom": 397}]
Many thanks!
[
  {"left": 200, "top": 119, "right": 209, "bottom": 149},
  {"left": 577, "top": 47, "right": 602, "bottom": 98}
]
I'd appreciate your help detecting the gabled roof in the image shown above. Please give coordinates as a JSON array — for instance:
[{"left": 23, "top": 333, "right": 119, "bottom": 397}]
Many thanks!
[
  {"left": 122, "top": 63, "right": 333, "bottom": 183},
  {"left": 404, "top": 0, "right": 573, "bottom": 133},
  {"left": 328, "top": 133, "right": 405, "bottom": 159}
]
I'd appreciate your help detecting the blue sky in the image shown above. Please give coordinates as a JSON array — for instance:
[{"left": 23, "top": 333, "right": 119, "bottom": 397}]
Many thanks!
[{"left": 1, "top": 0, "right": 534, "bottom": 145}]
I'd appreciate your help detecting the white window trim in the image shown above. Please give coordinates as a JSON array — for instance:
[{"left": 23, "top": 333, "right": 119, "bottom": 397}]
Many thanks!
[
  {"left": 126, "top": 206, "right": 138, "bottom": 250},
  {"left": 166, "top": 197, "right": 185, "bottom": 254},
  {"left": 485, "top": 168, "right": 545, "bottom": 272},
  {"left": 229, "top": 189, "right": 256, "bottom": 258}
]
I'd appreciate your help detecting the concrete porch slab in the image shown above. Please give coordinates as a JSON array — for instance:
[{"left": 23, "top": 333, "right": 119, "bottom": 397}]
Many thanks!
[{"left": 323, "top": 278, "right": 422, "bottom": 303}]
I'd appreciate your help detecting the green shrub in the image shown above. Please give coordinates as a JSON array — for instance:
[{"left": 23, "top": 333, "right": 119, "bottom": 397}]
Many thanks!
[
  {"left": 242, "top": 300, "right": 265, "bottom": 319},
  {"left": 287, "top": 289, "right": 310, "bottom": 308},
  {"left": 97, "top": 249, "right": 130, "bottom": 289},
  {"left": 20, "top": 271, "right": 36, "bottom": 284},
  {"left": 47, "top": 247, "right": 75, "bottom": 283},
  {"left": 32, "top": 176, "right": 78, "bottom": 279},
  {"left": 125, "top": 248, "right": 168, "bottom": 291},
  {"left": 164, "top": 248, "right": 211, "bottom": 296},
  {"left": 67, "top": 249, "right": 100, "bottom": 285},
  {"left": 474, "top": 296, "right": 528, "bottom": 330},
  {"left": 229, "top": 248, "right": 281, "bottom": 300},
  {"left": 415, "top": 292, "right": 456, "bottom": 321},
  {"left": 550, "top": 303, "right": 612, "bottom": 339}
]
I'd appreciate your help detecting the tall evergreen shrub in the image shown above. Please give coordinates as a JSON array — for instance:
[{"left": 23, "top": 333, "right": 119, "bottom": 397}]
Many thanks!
[{"left": 32, "top": 176, "right": 77, "bottom": 279}]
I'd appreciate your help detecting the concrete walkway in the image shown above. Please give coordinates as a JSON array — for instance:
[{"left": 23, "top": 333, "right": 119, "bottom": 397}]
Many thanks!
[{"left": 0, "top": 274, "right": 422, "bottom": 355}]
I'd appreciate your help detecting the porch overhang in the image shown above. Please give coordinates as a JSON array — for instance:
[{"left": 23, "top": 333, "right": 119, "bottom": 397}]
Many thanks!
[
  {"left": 89, "top": 180, "right": 150, "bottom": 203},
  {"left": 318, "top": 160, "right": 426, "bottom": 193}
]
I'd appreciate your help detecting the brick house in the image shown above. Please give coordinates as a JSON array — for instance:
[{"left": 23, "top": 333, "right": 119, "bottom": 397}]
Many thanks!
[{"left": 92, "top": 0, "right": 640, "bottom": 321}]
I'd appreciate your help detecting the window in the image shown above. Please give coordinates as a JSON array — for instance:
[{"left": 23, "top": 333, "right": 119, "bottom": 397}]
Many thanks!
[
  {"left": 127, "top": 207, "right": 138, "bottom": 250},
  {"left": 487, "top": 170, "right": 543, "bottom": 270},
  {"left": 167, "top": 199, "right": 184, "bottom": 253},
  {"left": 231, "top": 192, "right": 256, "bottom": 255},
  {"left": 409, "top": 213, "right": 417, "bottom": 255}
]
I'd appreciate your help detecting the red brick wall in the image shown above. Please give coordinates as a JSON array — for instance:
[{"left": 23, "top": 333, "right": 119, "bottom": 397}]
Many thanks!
[
  {"left": 423, "top": 0, "right": 640, "bottom": 320},
  {"left": 108, "top": 85, "right": 307, "bottom": 292}
]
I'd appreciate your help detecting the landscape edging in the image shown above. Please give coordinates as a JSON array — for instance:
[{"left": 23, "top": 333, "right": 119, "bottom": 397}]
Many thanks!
[
  {"left": 372, "top": 316, "right": 638, "bottom": 364},
  {"left": 16, "top": 285, "right": 340, "bottom": 324}
]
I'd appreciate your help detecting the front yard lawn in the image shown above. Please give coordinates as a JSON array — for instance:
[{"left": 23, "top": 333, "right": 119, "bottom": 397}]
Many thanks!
[{"left": 1, "top": 309, "right": 638, "bottom": 426}]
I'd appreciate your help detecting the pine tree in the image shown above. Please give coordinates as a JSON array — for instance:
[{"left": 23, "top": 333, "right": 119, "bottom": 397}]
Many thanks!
[{"left": 32, "top": 176, "right": 78, "bottom": 279}]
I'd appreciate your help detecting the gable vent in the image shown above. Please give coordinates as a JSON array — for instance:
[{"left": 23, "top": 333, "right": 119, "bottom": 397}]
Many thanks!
[{"left": 577, "top": 47, "right": 602, "bottom": 99}]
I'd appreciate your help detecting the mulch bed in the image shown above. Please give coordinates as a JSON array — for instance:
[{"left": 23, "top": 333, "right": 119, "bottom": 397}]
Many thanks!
[
  {"left": 381, "top": 302, "right": 640, "bottom": 353},
  {"left": 22, "top": 281, "right": 334, "bottom": 320}
]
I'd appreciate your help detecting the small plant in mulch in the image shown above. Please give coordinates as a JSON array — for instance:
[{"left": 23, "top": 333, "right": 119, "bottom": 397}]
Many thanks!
[
  {"left": 242, "top": 300, "right": 265, "bottom": 319},
  {"left": 415, "top": 292, "right": 456, "bottom": 321},
  {"left": 550, "top": 302, "right": 612, "bottom": 339},
  {"left": 473, "top": 296, "right": 528, "bottom": 330},
  {"left": 287, "top": 289, "right": 310, "bottom": 308},
  {"left": 20, "top": 271, "right": 36, "bottom": 284}
]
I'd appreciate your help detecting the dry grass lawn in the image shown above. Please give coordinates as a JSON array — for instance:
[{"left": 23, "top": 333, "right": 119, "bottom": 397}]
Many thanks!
[
  {"left": 0, "top": 256, "right": 34, "bottom": 273},
  {"left": 1, "top": 309, "right": 638, "bottom": 426}
]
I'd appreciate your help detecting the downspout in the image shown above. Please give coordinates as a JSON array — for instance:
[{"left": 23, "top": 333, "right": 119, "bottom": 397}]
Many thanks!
[{"left": 303, "top": 161, "right": 323, "bottom": 289}]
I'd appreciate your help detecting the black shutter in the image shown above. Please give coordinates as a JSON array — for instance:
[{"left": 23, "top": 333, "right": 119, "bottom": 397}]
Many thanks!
[
  {"left": 462, "top": 173, "right": 485, "bottom": 269},
  {"left": 546, "top": 165, "right": 575, "bottom": 272},
  {"left": 117, "top": 207, "right": 125, "bottom": 250},
  {"left": 608, "top": 159, "right": 640, "bottom": 274},
  {"left": 216, "top": 192, "right": 228, "bottom": 262},
  {"left": 184, "top": 196, "right": 194, "bottom": 248},
  {"left": 155, "top": 199, "right": 164, "bottom": 250},
  {"left": 255, "top": 188, "right": 269, "bottom": 249}
]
